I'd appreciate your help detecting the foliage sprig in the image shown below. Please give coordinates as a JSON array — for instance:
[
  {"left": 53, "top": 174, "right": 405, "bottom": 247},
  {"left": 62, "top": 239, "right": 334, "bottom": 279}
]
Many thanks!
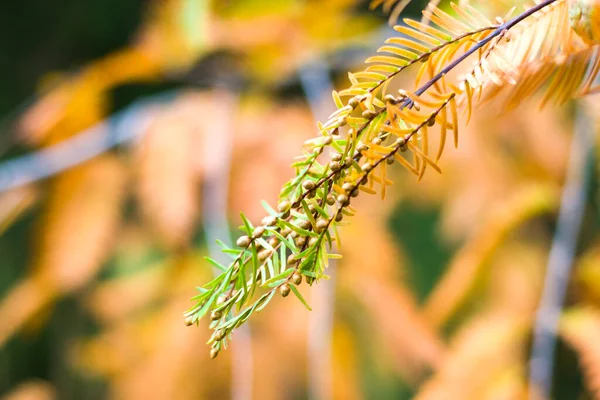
[{"left": 186, "top": 0, "right": 600, "bottom": 357}]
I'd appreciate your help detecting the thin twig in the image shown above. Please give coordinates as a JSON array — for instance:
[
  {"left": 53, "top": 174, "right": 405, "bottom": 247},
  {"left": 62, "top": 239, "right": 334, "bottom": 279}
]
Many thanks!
[
  {"left": 528, "top": 105, "right": 595, "bottom": 399},
  {"left": 0, "top": 92, "right": 180, "bottom": 193}
]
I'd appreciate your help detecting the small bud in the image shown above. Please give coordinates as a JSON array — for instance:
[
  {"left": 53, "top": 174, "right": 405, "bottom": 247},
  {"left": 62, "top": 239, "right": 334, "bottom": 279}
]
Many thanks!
[
  {"left": 371, "top": 137, "right": 382, "bottom": 145},
  {"left": 262, "top": 216, "right": 277, "bottom": 227},
  {"left": 356, "top": 143, "right": 369, "bottom": 153},
  {"left": 185, "top": 316, "right": 194, "bottom": 326},
  {"left": 298, "top": 220, "right": 311, "bottom": 230},
  {"left": 427, "top": 118, "right": 436, "bottom": 127},
  {"left": 214, "top": 329, "right": 226, "bottom": 341},
  {"left": 290, "top": 231, "right": 299, "bottom": 239},
  {"left": 331, "top": 153, "right": 342, "bottom": 162},
  {"left": 281, "top": 227, "right": 292, "bottom": 237},
  {"left": 258, "top": 249, "right": 273, "bottom": 262},
  {"left": 384, "top": 94, "right": 396, "bottom": 103},
  {"left": 308, "top": 203, "right": 316, "bottom": 213},
  {"left": 302, "top": 180, "right": 316, "bottom": 191},
  {"left": 252, "top": 226, "right": 265, "bottom": 238},
  {"left": 342, "top": 183, "right": 353, "bottom": 192},
  {"left": 348, "top": 97, "right": 360, "bottom": 108},
  {"left": 361, "top": 163, "right": 374, "bottom": 172},
  {"left": 362, "top": 109, "right": 377, "bottom": 119},
  {"left": 295, "top": 236, "right": 307, "bottom": 247},
  {"left": 287, "top": 254, "right": 297, "bottom": 264},
  {"left": 329, "top": 161, "right": 341, "bottom": 172},
  {"left": 336, "top": 212, "right": 344, "bottom": 222},
  {"left": 306, "top": 276, "right": 315, "bottom": 285},
  {"left": 217, "top": 295, "right": 228, "bottom": 305},
  {"left": 386, "top": 157, "right": 395, "bottom": 165},
  {"left": 396, "top": 137, "right": 408, "bottom": 152},
  {"left": 211, "top": 310, "right": 222, "bottom": 321},
  {"left": 347, "top": 128, "right": 356, "bottom": 137},
  {"left": 316, "top": 219, "right": 329, "bottom": 233},
  {"left": 210, "top": 348, "right": 219, "bottom": 359},
  {"left": 280, "top": 283, "right": 291, "bottom": 297},
  {"left": 326, "top": 194, "right": 336, "bottom": 205},
  {"left": 278, "top": 201, "right": 291, "bottom": 213},
  {"left": 313, "top": 147, "right": 323, "bottom": 155},
  {"left": 345, "top": 157, "right": 354, "bottom": 165},
  {"left": 268, "top": 237, "right": 279, "bottom": 247},
  {"left": 323, "top": 136, "right": 333, "bottom": 145},
  {"left": 236, "top": 235, "right": 251, "bottom": 248},
  {"left": 292, "top": 272, "right": 303, "bottom": 285},
  {"left": 337, "top": 194, "right": 349, "bottom": 206},
  {"left": 350, "top": 188, "right": 359, "bottom": 198},
  {"left": 309, "top": 237, "right": 319, "bottom": 247}
]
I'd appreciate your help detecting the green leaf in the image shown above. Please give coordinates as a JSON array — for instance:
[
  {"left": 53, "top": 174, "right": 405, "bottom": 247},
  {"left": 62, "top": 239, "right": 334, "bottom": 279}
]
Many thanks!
[
  {"left": 290, "top": 285, "right": 312, "bottom": 311},
  {"left": 261, "top": 200, "right": 278, "bottom": 216},
  {"left": 263, "top": 268, "right": 294, "bottom": 286},
  {"left": 204, "top": 256, "right": 228, "bottom": 272}
]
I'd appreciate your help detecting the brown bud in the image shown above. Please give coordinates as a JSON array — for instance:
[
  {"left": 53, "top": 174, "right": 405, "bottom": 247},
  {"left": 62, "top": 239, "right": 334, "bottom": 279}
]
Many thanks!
[
  {"left": 386, "top": 157, "right": 395, "bottom": 165},
  {"left": 313, "top": 147, "right": 323, "bottom": 155},
  {"left": 396, "top": 137, "right": 408, "bottom": 152},
  {"left": 331, "top": 153, "right": 342, "bottom": 162},
  {"left": 185, "top": 316, "right": 194, "bottom": 326},
  {"left": 280, "top": 284, "right": 291, "bottom": 297},
  {"left": 335, "top": 212, "right": 344, "bottom": 222},
  {"left": 356, "top": 144, "right": 369, "bottom": 153},
  {"left": 362, "top": 109, "right": 377, "bottom": 119},
  {"left": 281, "top": 227, "right": 292, "bottom": 237},
  {"left": 308, "top": 203, "right": 316, "bottom": 213},
  {"left": 210, "top": 310, "right": 222, "bottom": 321},
  {"left": 326, "top": 194, "right": 336, "bottom": 205},
  {"left": 295, "top": 236, "right": 307, "bottom": 247},
  {"left": 210, "top": 348, "right": 219, "bottom": 359},
  {"left": 217, "top": 295, "right": 228, "bottom": 305},
  {"left": 361, "top": 163, "right": 374, "bottom": 172},
  {"left": 323, "top": 136, "right": 333, "bottom": 145},
  {"left": 236, "top": 235, "right": 251, "bottom": 248},
  {"left": 337, "top": 194, "right": 349, "bottom": 206},
  {"left": 306, "top": 276, "right": 315, "bottom": 285},
  {"left": 268, "top": 237, "right": 279, "bottom": 247},
  {"left": 384, "top": 94, "right": 396, "bottom": 103},
  {"left": 427, "top": 117, "right": 436, "bottom": 127},
  {"left": 261, "top": 216, "right": 277, "bottom": 227},
  {"left": 316, "top": 219, "right": 329, "bottom": 233},
  {"left": 298, "top": 220, "right": 311, "bottom": 230},
  {"left": 342, "top": 183, "right": 353, "bottom": 192},
  {"left": 287, "top": 254, "right": 297, "bottom": 264},
  {"left": 278, "top": 201, "right": 291, "bottom": 213},
  {"left": 258, "top": 249, "right": 273, "bottom": 262},
  {"left": 302, "top": 180, "right": 316, "bottom": 191},
  {"left": 371, "top": 137, "right": 382, "bottom": 145},
  {"left": 345, "top": 157, "right": 354, "bottom": 165},
  {"left": 214, "top": 329, "right": 226, "bottom": 341},
  {"left": 348, "top": 97, "right": 360, "bottom": 108},
  {"left": 329, "top": 161, "right": 341, "bottom": 172},
  {"left": 309, "top": 237, "right": 319, "bottom": 247},
  {"left": 252, "top": 226, "right": 265, "bottom": 239},
  {"left": 292, "top": 272, "right": 303, "bottom": 285},
  {"left": 350, "top": 188, "right": 359, "bottom": 198}
]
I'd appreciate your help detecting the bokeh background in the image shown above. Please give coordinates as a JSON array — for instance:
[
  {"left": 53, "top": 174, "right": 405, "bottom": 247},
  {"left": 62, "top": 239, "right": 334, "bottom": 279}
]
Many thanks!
[{"left": 0, "top": 0, "right": 599, "bottom": 399}]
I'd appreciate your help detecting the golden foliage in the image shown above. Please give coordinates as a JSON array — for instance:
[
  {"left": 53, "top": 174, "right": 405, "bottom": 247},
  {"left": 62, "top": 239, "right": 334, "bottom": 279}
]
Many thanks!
[
  {"left": 423, "top": 184, "right": 558, "bottom": 328},
  {"left": 560, "top": 308, "right": 600, "bottom": 398},
  {"left": 135, "top": 94, "right": 203, "bottom": 250},
  {"left": 0, "top": 156, "right": 126, "bottom": 346}
]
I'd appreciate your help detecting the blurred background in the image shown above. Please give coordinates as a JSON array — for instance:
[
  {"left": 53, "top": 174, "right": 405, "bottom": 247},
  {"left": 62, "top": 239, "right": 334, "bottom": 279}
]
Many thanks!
[{"left": 0, "top": 0, "right": 599, "bottom": 399}]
